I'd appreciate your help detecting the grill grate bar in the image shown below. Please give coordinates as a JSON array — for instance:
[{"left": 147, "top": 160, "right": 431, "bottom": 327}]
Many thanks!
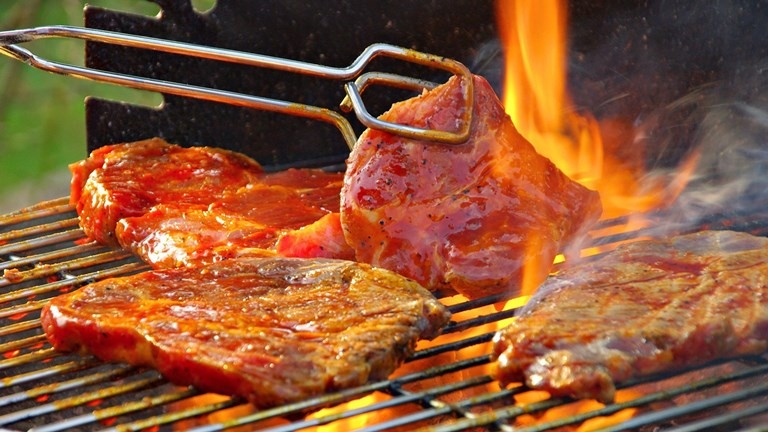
[
  {"left": 363, "top": 386, "right": 523, "bottom": 432},
  {"left": 0, "top": 371, "right": 165, "bottom": 427},
  {"left": 0, "top": 358, "right": 101, "bottom": 389},
  {"left": 0, "top": 364, "right": 136, "bottom": 407},
  {"left": 30, "top": 387, "right": 201, "bottom": 432},
  {"left": 409, "top": 332, "right": 494, "bottom": 362},
  {"left": 0, "top": 198, "right": 71, "bottom": 226},
  {"left": 664, "top": 404, "right": 768, "bottom": 432},
  {"left": 0, "top": 242, "right": 105, "bottom": 272},
  {"left": 101, "top": 396, "right": 243, "bottom": 432},
  {"left": 0, "top": 298, "right": 50, "bottom": 319},
  {"left": 0, "top": 318, "right": 43, "bottom": 338},
  {"left": 0, "top": 218, "right": 81, "bottom": 243},
  {"left": 598, "top": 364, "right": 768, "bottom": 431},
  {"left": 264, "top": 375, "right": 496, "bottom": 432},
  {"left": 0, "top": 229, "right": 86, "bottom": 256},
  {"left": 0, "top": 249, "right": 135, "bottom": 289},
  {"left": 443, "top": 308, "right": 517, "bottom": 334},
  {"left": 0, "top": 346, "right": 58, "bottom": 370},
  {"left": 0, "top": 260, "right": 147, "bottom": 306},
  {"left": 0, "top": 333, "right": 47, "bottom": 354},
  {"left": 444, "top": 292, "right": 518, "bottom": 314}
]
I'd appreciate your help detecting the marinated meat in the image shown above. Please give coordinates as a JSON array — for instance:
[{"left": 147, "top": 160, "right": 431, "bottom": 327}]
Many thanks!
[
  {"left": 274, "top": 213, "right": 355, "bottom": 261},
  {"left": 41, "top": 257, "right": 451, "bottom": 408},
  {"left": 70, "top": 138, "right": 353, "bottom": 265},
  {"left": 492, "top": 230, "right": 768, "bottom": 403},
  {"left": 70, "top": 138, "right": 264, "bottom": 245},
  {"left": 116, "top": 170, "right": 352, "bottom": 268},
  {"left": 341, "top": 74, "right": 602, "bottom": 299}
]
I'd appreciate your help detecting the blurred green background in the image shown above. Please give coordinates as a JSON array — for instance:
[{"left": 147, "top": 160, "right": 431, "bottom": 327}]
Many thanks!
[{"left": 0, "top": 0, "right": 214, "bottom": 213}]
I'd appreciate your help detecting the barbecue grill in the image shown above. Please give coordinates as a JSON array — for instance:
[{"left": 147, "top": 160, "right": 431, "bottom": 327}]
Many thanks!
[{"left": 3, "top": 1, "right": 768, "bottom": 430}]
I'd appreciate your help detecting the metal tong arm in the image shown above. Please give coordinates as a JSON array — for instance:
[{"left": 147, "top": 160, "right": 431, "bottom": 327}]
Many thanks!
[{"left": 0, "top": 25, "right": 474, "bottom": 150}]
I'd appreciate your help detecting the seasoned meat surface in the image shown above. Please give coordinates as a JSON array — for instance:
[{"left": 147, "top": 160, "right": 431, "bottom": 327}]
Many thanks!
[
  {"left": 274, "top": 213, "right": 354, "bottom": 261},
  {"left": 41, "top": 257, "right": 450, "bottom": 408},
  {"left": 341, "top": 75, "right": 602, "bottom": 299},
  {"left": 70, "top": 138, "right": 353, "bottom": 264},
  {"left": 116, "top": 169, "right": 352, "bottom": 268},
  {"left": 70, "top": 138, "right": 264, "bottom": 245},
  {"left": 492, "top": 230, "right": 768, "bottom": 403}
]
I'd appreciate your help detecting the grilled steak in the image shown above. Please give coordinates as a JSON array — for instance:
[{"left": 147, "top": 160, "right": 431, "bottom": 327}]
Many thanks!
[
  {"left": 341, "top": 74, "right": 602, "bottom": 299},
  {"left": 70, "top": 138, "right": 264, "bottom": 245},
  {"left": 70, "top": 138, "right": 353, "bottom": 265},
  {"left": 41, "top": 257, "right": 450, "bottom": 408},
  {"left": 116, "top": 169, "right": 352, "bottom": 268},
  {"left": 492, "top": 230, "right": 768, "bottom": 403}
]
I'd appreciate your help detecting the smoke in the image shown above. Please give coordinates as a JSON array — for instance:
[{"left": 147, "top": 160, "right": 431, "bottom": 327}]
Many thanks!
[
  {"left": 568, "top": 1, "right": 768, "bottom": 228},
  {"left": 472, "top": 1, "right": 768, "bottom": 235}
]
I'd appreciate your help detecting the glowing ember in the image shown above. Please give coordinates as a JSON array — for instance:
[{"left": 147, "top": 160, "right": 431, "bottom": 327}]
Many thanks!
[
  {"left": 3, "top": 349, "right": 20, "bottom": 359},
  {"left": 515, "top": 388, "right": 639, "bottom": 429},
  {"left": 496, "top": 0, "right": 697, "bottom": 220}
]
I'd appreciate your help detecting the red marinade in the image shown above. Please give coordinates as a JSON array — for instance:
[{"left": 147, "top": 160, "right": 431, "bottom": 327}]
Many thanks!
[
  {"left": 70, "top": 138, "right": 353, "bottom": 265},
  {"left": 493, "top": 230, "right": 768, "bottom": 403},
  {"left": 41, "top": 257, "right": 450, "bottom": 407},
  {"left": 341, "top": 75, "right": 602, "bottom": 299}
]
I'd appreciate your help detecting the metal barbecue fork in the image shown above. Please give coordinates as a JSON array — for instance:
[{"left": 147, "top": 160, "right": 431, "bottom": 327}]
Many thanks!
[{"left": 0, "top": 25, "right": 474, "bottom": 150}]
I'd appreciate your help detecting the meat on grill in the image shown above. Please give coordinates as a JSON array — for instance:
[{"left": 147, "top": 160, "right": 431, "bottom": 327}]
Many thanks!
[
  {"left": 115, "top": 169, "right": 353, "bottom": 268},
  {"left": 492, "top": 230, "right": 768, "bottom": 403},
  {"left": 70, "top": 138, "right": 353, "bottom": 265},
  {"left": 70, "top": 138, "right": 264, "bottom": 246},
  {"left": 341, "top": 74, "right": 602, "bottom": 299},
  {"left": 41, "top": 257, "right": 450, "bottom": 408}
]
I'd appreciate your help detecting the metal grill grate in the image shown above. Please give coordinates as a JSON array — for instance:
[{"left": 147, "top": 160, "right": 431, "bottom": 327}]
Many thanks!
[{"left": 2, "top": 198, "right": 768, "bottom": 431}]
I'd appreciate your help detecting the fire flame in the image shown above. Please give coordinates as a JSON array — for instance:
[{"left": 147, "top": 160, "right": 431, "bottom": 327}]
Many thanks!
[
  {"left": 496, "top": 0, "right": 696, "bottom": 220},
  {"left": 307, "top": 2, "right": 685, "bottom": 430},
  {"left": 490, "top": 0, "right": 701, "bottom": 427},
  {"left": 183, "top": 2, "right": 701, "bottom": 431}
]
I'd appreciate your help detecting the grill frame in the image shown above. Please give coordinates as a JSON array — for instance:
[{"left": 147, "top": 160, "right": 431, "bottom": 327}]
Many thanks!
[{"left": 3, "top": 198, "right": 768, "bottom": 431}]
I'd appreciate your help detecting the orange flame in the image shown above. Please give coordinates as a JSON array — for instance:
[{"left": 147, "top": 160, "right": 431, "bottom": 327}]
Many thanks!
[
  {"left": 496, "top": 0, "right": 696, "bottom": 220},
  {"left": 490, "top": 0, "right": 697, "bottom": 426}
]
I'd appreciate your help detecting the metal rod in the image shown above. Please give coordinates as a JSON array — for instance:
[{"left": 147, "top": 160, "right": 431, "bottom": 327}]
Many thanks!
[
  {"left": 30, "top": 387, "right": 200, "bottom": 432},
  {"left": 0, "top": 242, "right": 106, "bottom": 271},
  {"left": 0, "top": 228, "right": 85, "bottom": 256},
  {"left": 0, "top": 371, "right": 164, "bottom": 426},
  {"left": 0, "top": 365, "right": 136, "bottom": 407},
  {"left": 0, "top": 358, "right": 100, "bottom": 389},
  {"left": 0, "top": 26, "right": 474, "bottom": 149},
  {"left": 0, "top": 197, "right": 71, "bottom": 225},
  {"left": 0, "top": 260, "right": 147, "bottom": 305},
  {"left": 0, "top": 249, "right": 135, "bottom": 289}
]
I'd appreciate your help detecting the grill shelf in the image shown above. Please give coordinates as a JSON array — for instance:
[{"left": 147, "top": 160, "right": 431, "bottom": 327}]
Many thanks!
[{"left": 3, "top": 199, "right": 768, "bottom": 431}]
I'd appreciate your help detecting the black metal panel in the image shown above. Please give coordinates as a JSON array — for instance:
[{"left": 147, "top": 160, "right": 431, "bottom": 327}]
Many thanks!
[{"left": 84, "top": 0, "right": 497, "bottom": 169}]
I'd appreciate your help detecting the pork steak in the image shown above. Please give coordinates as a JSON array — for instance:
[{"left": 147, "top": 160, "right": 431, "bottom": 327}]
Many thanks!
[
  {"left": 341, "top": 74, "right": 602, "bottom": 299},
  {"left": 41, "top": 257, "right": 450, "bottom": 408},
  {"left": 70, "top": 138, "right": 264, "bottom": 245},
  {"left": 115, "top": 169, "right": 353, "bottom": 268},
  {"left": 70, "top": 139, "right": 353, "bottom": 264},
  {"left": 492, "top": 230, "right": 768, "bottom": 403}
]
